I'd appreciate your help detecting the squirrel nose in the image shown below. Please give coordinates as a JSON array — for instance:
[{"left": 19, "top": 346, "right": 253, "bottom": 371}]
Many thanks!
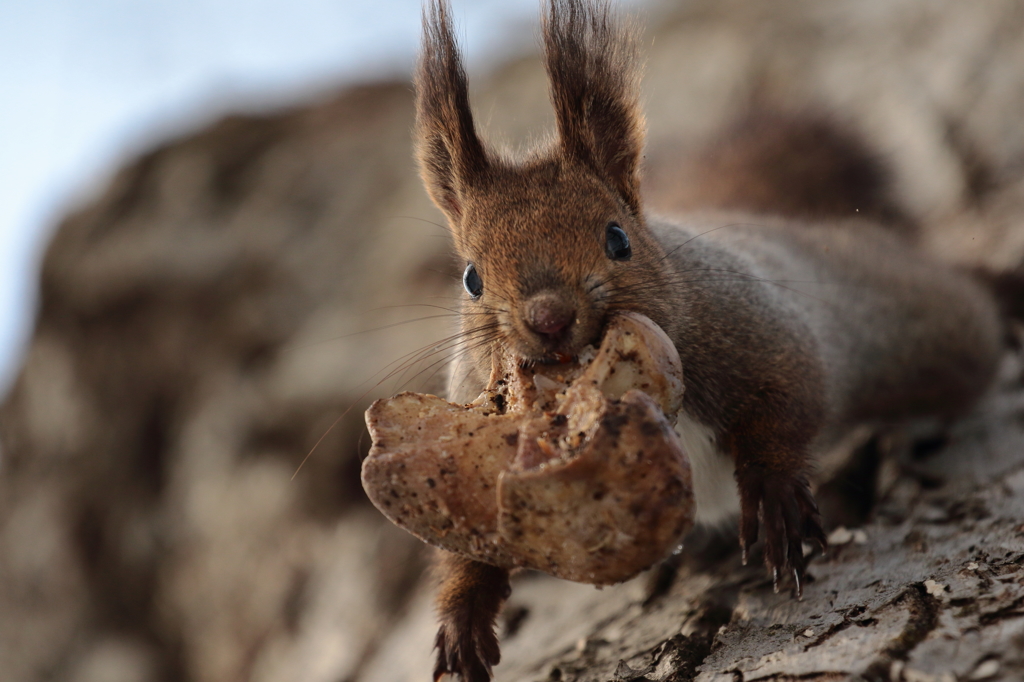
[{"left": 525, "top": 293, "right": 575, "bottom": 338}]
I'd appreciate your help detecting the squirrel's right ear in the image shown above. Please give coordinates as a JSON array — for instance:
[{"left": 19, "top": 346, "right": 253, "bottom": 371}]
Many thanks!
[{"left": 415, "top": 0, "right": 489, "bottom": 223}]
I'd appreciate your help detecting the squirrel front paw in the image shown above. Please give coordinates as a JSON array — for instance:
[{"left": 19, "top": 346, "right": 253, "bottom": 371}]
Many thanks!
[{"left": 737, "top": 467, "right": 827, "bottom": 598}]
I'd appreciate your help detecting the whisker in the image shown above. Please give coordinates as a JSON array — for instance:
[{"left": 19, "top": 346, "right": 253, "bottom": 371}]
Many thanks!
[
  {"left": 279, "top": 301, "right": 509, "bottom": 354},
  {"left": 363, "top": 302, "right": 494, "bottom": 316},
  {"left": 393, "top": 330, "right": 505, "bottom": 401},
  {"left": 383, "top": 214, "right": 453, "bottom": 235},
  {"left": 291, "top": 322, "right": 503, "bottom": 479},
  {"left": 280, "top": 314, "right": 464, "bottom": 353},
  {"left": 614, "top": 267, "right": 842, "bottom": 307},
  {"left": 386, "top": 326, "right": 502, "bottom": 392}
]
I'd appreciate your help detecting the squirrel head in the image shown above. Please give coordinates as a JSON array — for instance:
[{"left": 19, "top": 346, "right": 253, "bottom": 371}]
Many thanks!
[{"left": 415, "top": 0, "right": 675, "bottom": 364}]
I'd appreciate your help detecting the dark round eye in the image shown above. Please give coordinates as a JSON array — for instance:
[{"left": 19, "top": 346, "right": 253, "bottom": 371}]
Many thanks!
[
  {"left": 605, "top": 223, "right": 631, "bottom": 261},
  {"left": 463, "top": 263, "right": 483, "bottom": 299}
]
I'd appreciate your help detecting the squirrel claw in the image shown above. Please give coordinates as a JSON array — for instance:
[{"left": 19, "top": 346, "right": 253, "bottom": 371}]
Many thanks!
[
  {"left": 433, "top": 622, "right": 498, "bottom": 682},
  {"left": 738, "top": 467, "right": 824, "bottom": 599},
  {"left": 433, "top": 556, "right": 509, "bottom": 682}
]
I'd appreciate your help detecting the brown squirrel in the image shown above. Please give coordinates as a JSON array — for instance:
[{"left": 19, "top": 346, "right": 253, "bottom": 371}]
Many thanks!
[{"left": 413, "top": 1, "right": 1004, "bottom": 680}]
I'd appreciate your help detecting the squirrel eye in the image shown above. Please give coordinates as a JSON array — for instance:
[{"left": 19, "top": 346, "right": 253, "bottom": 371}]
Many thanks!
[
  {"left": 463, "top": 263, "right": 483, "bottom": 299},
  {"left": 605, "top": 223, "right": 632, "bottom": 261}
]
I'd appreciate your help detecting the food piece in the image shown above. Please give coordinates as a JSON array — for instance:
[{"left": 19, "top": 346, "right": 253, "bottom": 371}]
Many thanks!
[{"left": 361, "top": 312, "right": 694, "bottom": 585}]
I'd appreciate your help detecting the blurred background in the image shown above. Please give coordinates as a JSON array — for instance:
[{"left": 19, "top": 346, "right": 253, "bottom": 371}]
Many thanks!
[
  {"left": 1, "top": 0, "right": 1023, "bottom": 681},
  {"left": 0, "top": 0, "right": 572, "bottom": 397}
]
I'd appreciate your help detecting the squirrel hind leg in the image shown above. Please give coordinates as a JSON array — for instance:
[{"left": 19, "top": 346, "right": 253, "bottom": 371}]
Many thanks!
[{"left": 433, "top": 552, "right": 511, "bottom": 682}]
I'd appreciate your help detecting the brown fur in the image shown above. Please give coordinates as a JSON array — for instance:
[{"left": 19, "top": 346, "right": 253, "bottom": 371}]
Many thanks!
[
  {"left": 415, "top": 0, "right": 489, "bottom": 220},
  {"left": 432, "top": 552, "right": 510, "bottom": 682},
  {"left": 544, "top": 0, "right": 644, "bottom": 214},
  {"left": 414, "top": 1, "right": 1003, "bottom": 679}
]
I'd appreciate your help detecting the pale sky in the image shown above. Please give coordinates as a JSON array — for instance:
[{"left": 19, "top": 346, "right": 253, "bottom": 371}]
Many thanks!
[{"left": 0, "top": 0, "right": 627, "bottom": 396}]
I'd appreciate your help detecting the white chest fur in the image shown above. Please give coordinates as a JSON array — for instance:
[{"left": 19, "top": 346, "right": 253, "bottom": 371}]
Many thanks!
[{"left": 674, "top": 412, "right": 740, "bottom": 525}]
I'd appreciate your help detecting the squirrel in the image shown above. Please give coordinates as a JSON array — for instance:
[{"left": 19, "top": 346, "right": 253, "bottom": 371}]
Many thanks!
[{"left": 413, "top": 1, "right": 1005, "bottom": 680}]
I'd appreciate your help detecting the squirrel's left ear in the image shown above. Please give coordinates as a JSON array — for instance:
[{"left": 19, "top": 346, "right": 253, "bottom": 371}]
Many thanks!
[
  {"left": 415, "top": 0, "right": 489, "bottom": 223},
  {"left": 544, "top": 0, "right": 645, "bottom": 215}
]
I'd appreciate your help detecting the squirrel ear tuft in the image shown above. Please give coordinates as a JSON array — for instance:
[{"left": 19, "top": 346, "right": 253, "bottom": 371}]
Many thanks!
[
  {"left": 544, "top": 0, "right": 645, "bottom": 214},
  {"left": 415, "top": 0, "right": 489, "bottom": 222}
]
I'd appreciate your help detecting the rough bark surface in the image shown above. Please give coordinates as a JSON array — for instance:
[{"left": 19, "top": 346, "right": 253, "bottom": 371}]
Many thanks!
[{"left": 2, "top": 1, "right": 1024, "bottom": 681}]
